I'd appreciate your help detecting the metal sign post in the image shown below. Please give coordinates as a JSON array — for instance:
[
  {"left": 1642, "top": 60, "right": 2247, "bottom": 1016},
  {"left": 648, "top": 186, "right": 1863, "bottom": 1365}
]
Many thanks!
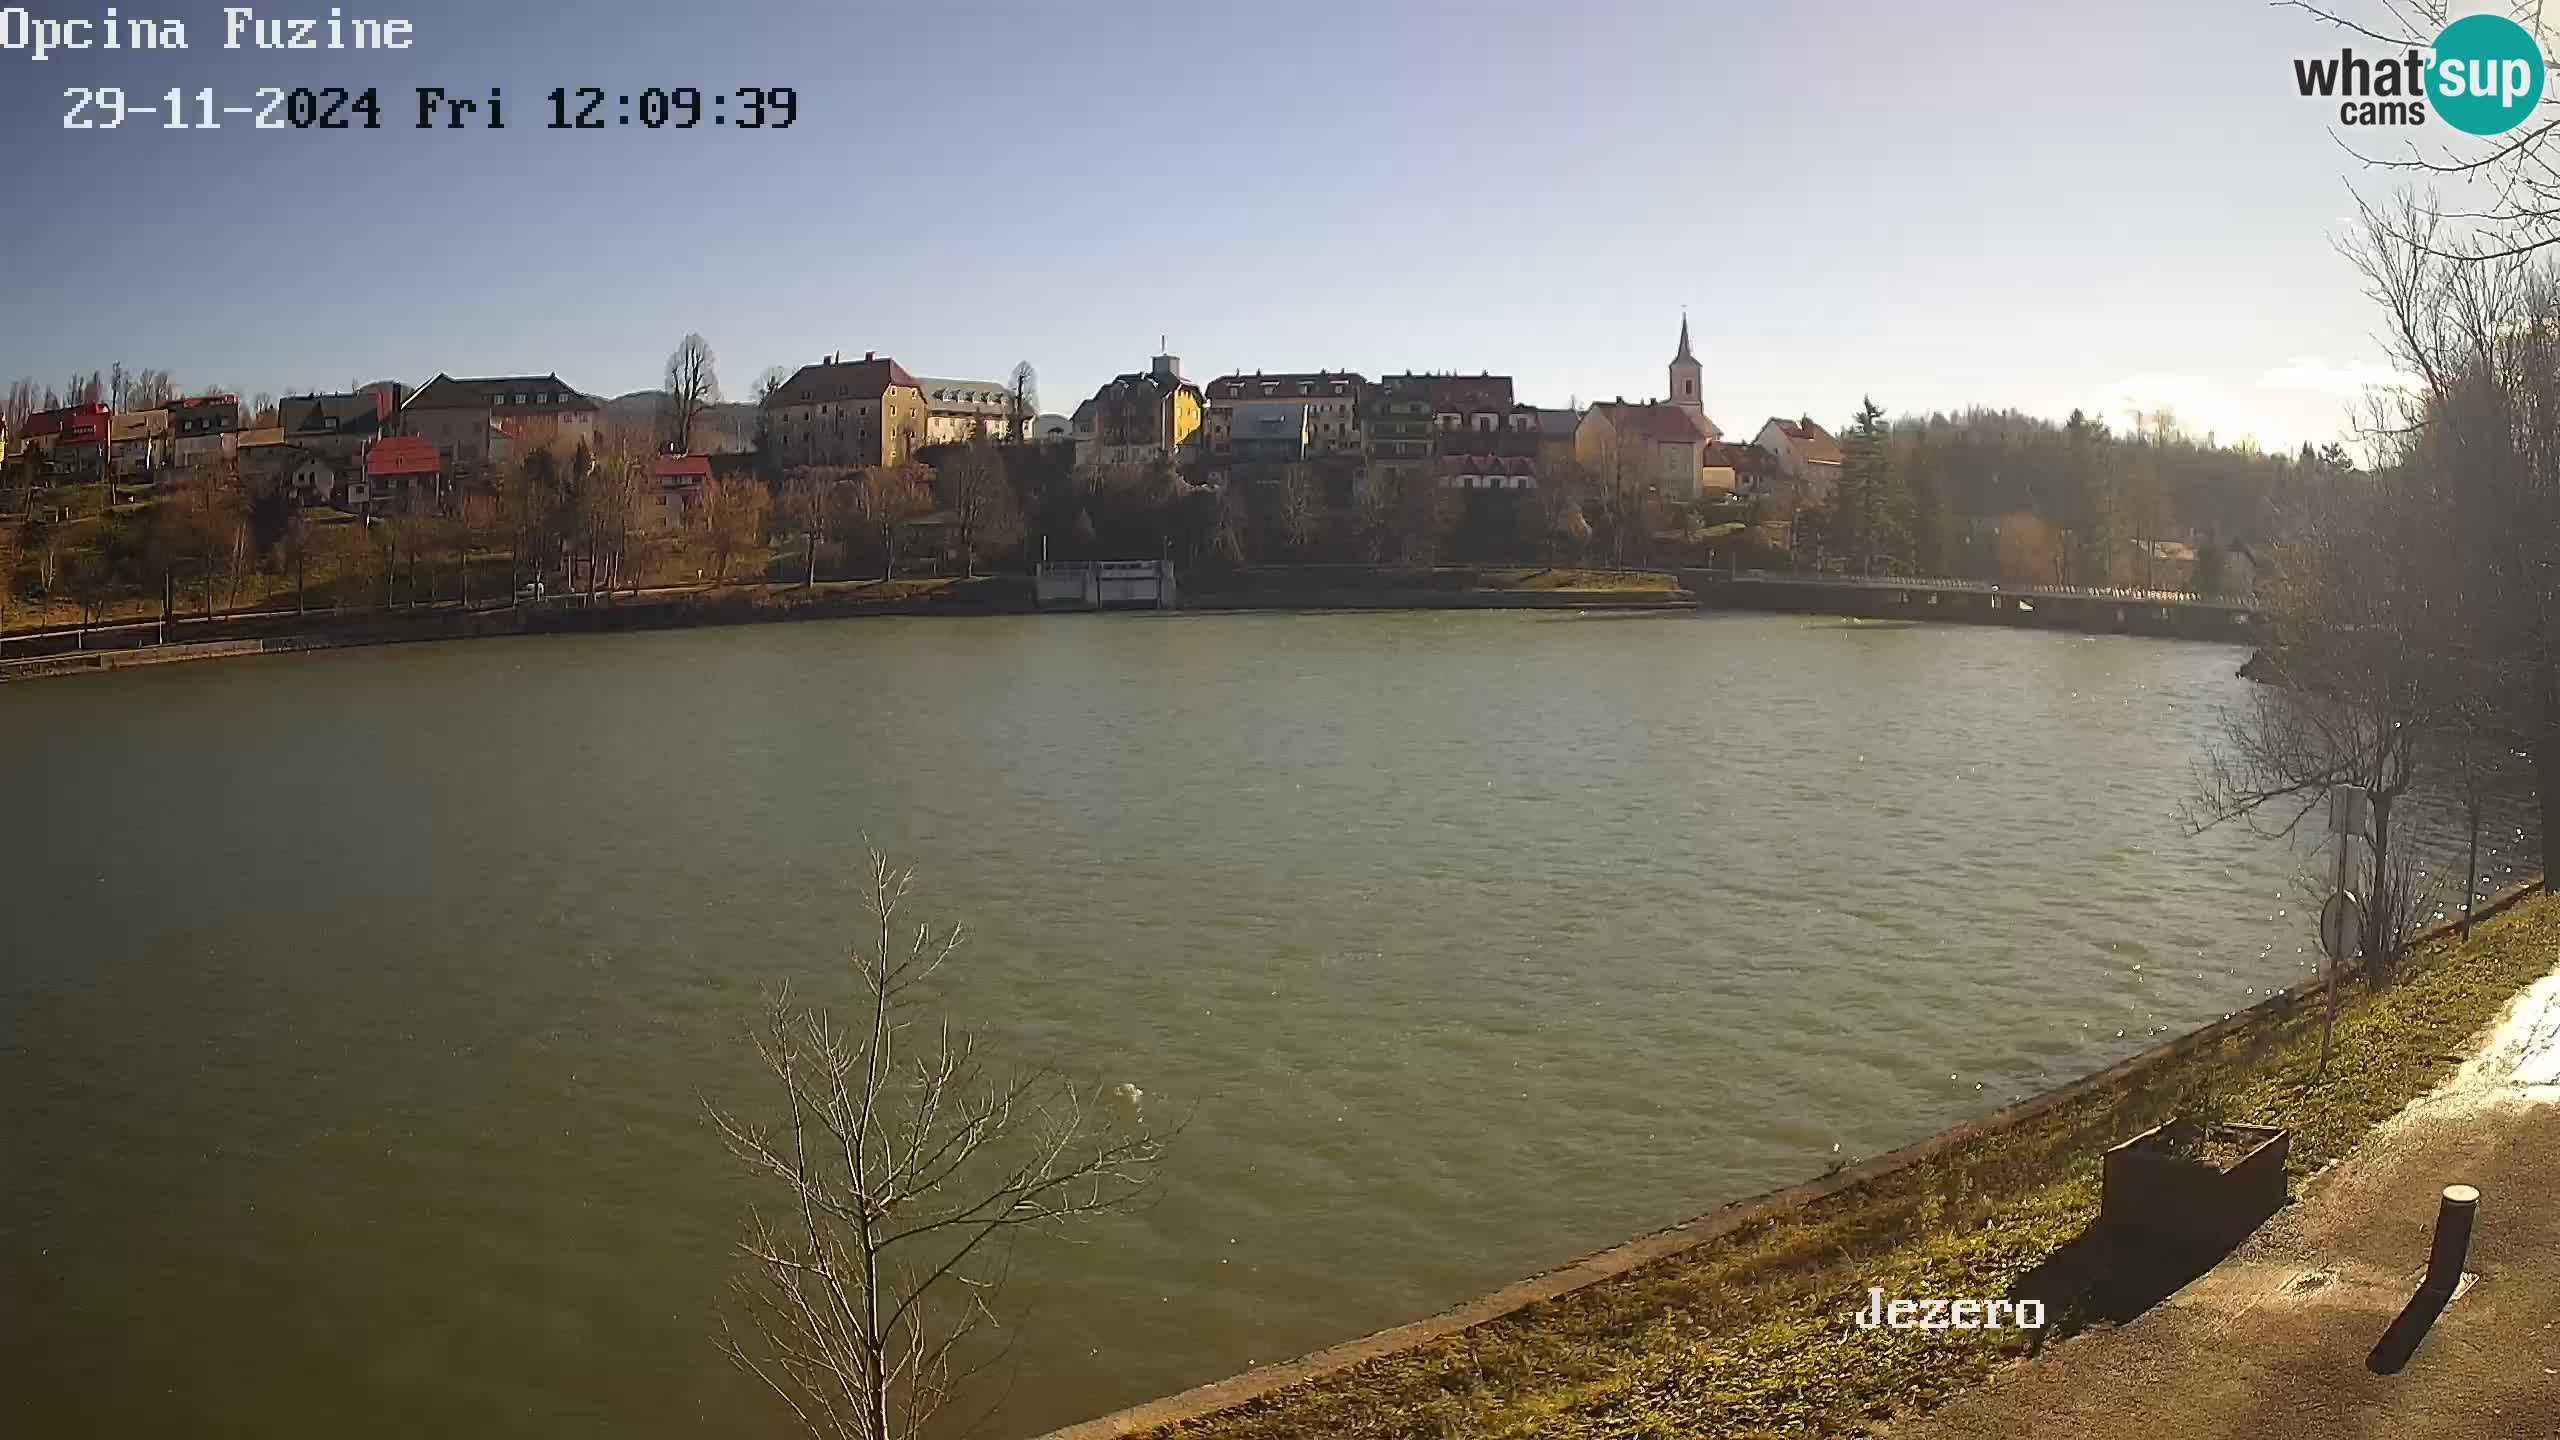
[{"left": 2320, "top": 784, "right": 2370, "bottom": 1075}]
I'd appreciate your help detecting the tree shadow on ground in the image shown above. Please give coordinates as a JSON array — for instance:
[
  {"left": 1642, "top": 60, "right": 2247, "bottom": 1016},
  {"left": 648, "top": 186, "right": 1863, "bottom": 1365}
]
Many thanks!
[{"left": 2003, "top": 1223, "right": 2256, "bottom": 1357}]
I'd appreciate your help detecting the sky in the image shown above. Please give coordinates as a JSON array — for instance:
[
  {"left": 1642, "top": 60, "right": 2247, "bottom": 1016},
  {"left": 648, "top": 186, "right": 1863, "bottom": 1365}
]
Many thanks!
[{"left": 0, "top": 0, "right": 2514, "bottom": 450}]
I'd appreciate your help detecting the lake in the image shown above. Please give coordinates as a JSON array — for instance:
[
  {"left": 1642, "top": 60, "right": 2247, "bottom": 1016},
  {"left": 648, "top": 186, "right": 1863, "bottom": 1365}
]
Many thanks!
[{"left": 0, "top": 611, "right": 2529, "bottom": 1436}]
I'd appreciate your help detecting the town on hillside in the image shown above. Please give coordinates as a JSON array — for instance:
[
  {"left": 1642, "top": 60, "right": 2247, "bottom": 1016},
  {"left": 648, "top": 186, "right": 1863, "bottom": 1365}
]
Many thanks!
[{"left": 0, "top": 318, "right": 2298, "bottom": 631}]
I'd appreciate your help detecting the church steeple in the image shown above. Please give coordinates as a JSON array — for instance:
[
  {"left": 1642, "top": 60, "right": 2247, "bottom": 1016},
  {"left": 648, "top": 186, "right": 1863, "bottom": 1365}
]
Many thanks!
[{"left": 1669, "top": 311, "right": 1702, "bottom": 415}]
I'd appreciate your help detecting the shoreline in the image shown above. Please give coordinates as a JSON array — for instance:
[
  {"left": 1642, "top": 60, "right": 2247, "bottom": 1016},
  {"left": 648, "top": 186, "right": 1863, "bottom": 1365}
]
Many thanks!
[
  {"left": 1037, "top": 878, "right": 2552, "bottom": 1440},
  {"left": 0, "top": 581, "right": 1693, "bottom": 685}
]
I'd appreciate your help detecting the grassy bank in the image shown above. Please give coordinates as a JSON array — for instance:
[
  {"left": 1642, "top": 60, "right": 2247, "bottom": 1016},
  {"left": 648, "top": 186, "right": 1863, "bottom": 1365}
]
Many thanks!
[
  {"left": 1136, "top": 895, "right": 2560, "bottom": 1440},
  {"left": 1201, "top": 565, "right": 1675, "bottom": 596}
]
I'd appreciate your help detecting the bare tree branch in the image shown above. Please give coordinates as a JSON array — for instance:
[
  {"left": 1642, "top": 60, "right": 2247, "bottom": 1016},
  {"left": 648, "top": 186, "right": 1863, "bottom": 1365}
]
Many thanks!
[{"left": 705, "top": 851, "right": 1166, "bottom": 1440}]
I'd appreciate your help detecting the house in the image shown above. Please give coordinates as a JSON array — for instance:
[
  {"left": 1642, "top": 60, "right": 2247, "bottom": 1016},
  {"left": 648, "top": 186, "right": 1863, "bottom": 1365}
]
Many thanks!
[
  {"left": 2130, "top": 538, "right": 2198, "bottom": 591},
  {"left": 234, "top": 426, "right": 291, "bottom": 474},
  {"left": 14, "top": 405, "right": 77, "bottom": 465},
  {"left": 1576, "top": 401, "right": 1713, "bottom": 501},
  {"left": 1075, "top": 352, "right": 1204, "bottom": 469},
  {"left": 1440, "top": 454, "right": 1538, "bottom": 491},
  {"left": 1031, "top": 413, "right": 1073, "bottom": 443},
  {"left": 1225, "top": 401, "right": 1314, "bottom": 464},
  {"left": 1362, "top": 373, "right": 1537, "bottom": 494},
  {"left": 169, "top": 395, "right": 243, "bottom": 466},
  {"left": 360, "top": 435, "right": 443, "bottom": 510},
  {"left": 1755, "top": 415, "right": 1844, "bottom": 508},
  {"left": 278, "top": 389, "right": 395, "bottom": 458},
  {"left": 273, "top": 447, "right": 346, "bottom": 507},
  {"left": 1205, "top": 372, "right": 1364, "bottom": 455},
  {"left": 54, "top": 404, "right": 115, "bottom": 477},
  {"left": 915, "top": 377, "right": 1019, "bottom": 446},
  {"left": 646, "top": 453, "right": 712, "bottom": 531},
  {"left": 1701, "top": 440, "right": 1780, "bottom": 500},
  {"left": 109, "top": 409, "right": 171, "bottom": 479},
  {"left": 400, "top": 373, "right": 601, "bottom": 470},
  {"left": 760, "top": 352, "right": 928, "bottom": 469}
]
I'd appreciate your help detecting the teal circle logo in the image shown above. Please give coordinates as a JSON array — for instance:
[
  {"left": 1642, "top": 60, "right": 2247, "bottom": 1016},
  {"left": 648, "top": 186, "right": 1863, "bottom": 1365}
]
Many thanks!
[{"left": 2430, "top": 14, "right": 2546, "bottom": 135}]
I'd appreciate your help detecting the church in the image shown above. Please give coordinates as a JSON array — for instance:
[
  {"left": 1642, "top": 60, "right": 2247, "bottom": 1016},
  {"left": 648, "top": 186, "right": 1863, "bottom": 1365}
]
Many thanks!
[{"left": 1572, "top": 316, "right": 1724, "bottom": 502}]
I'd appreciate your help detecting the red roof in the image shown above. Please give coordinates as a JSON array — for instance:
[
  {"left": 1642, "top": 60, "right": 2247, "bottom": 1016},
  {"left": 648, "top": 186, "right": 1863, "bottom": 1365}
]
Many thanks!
[
  {"left": 653, "top": 454, "right": 712, "bottom": 482},
  {"left": 1767, "top": 415, "right": 1843, "bottom": 465},
  {"left": 765, "top": 356, "right": 922, "bottom": 408},
  {"left": 23, "top": 404, "right": 108, "bottom": 440},
  {"left": 366, "top": 435, "right": 441, "bottom": 478}
]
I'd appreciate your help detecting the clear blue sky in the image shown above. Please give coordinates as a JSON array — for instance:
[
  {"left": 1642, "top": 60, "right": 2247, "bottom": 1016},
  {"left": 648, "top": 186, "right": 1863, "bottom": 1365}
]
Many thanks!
[{"left": 0, "top": 0, "right": 2475, "bottom": 448}]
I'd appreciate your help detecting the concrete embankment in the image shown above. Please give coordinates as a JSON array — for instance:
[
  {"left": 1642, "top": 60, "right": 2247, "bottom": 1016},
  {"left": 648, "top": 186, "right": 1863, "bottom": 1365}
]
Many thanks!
[
  {"left": 0, "top": 577, "right": 1692, "bottom": 685},
  {"left": 0, "top": 582, "right": 1039, "bottom": 685},
  {"left": 1037, "top": 879, "right": 2548, "bottom": 1440}
]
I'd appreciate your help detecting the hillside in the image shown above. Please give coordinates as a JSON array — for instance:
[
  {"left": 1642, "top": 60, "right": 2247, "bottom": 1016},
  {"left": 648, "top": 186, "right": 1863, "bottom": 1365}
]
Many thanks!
[{"left": 600, "top": 390, "right": 760, "bottom": 453}]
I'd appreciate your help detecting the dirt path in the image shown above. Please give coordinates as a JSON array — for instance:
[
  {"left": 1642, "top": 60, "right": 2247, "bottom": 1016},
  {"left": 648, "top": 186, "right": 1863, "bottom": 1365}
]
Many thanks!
[{"left": 1887, "top": 973, "right": 2560, "bottom": 1440}]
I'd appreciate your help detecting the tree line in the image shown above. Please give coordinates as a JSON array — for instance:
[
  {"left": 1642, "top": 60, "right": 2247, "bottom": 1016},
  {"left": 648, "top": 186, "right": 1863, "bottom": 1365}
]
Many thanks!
[{"left": 1792, "top": 401, "right": 2346, "bottom": 590}]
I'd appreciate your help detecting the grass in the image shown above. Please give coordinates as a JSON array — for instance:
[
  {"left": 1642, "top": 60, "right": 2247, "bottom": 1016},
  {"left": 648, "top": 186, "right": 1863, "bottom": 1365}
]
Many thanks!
[
  {"left": 1494, "top": 567, "right": 1674, "bottom": 593},
  {"left": 1144, "top": 896, "right": 2560, "bottom": 1440},
  {"left": 1213, "top": 565, "right": 1678, "bottom": 595}
]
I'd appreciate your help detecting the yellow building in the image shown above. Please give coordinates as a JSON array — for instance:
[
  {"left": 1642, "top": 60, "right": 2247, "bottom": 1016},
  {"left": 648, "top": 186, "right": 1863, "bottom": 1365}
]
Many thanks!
[
  {"left": 1075, "top": 352, "right": 1203, "bottom": 469},
  {"left": 761, "top": 352, "right": 929, "bottom": 469}
]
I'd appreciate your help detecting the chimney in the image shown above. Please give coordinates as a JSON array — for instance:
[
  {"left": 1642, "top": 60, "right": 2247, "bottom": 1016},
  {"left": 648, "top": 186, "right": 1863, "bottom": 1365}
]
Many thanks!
[{"left": 864, "top": 351, "right": 876, "bottom": 362}]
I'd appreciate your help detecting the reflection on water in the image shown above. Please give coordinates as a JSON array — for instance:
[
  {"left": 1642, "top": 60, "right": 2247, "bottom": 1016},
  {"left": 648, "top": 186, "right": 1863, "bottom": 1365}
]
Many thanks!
[{"left": 0, "top": 612, "right": 2535, "bottom": 1437}]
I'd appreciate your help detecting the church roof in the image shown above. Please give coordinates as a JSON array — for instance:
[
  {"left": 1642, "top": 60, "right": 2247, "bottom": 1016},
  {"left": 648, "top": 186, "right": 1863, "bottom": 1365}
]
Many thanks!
[
  {"left": 1674, "top": 314, "right": 1696, "bottom": 364},
  {"left": 1592, "top": 400, "right": 1712, "bottom": 445}
]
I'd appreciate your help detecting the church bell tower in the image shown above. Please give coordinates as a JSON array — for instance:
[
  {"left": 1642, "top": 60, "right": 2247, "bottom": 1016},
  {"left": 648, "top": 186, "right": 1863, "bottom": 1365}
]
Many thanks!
[{"left": 1669, "top": 312, "right": 1703, "bottom": 417}]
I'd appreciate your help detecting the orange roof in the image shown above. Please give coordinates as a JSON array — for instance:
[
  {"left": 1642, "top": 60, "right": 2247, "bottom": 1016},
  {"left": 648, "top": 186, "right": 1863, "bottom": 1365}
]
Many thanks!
[
  {"left": 653, "top": 454, "right": 712, "bottom": 481},
  {"left": 365, "top": 435, "right": 441, "bottom": 477}
]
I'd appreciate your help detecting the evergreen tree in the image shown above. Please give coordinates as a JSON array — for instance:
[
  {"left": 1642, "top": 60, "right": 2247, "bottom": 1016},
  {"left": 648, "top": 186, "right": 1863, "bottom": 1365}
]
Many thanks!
[{"left": 1833, "top": 397, "right": 1902, "bottom": 574}]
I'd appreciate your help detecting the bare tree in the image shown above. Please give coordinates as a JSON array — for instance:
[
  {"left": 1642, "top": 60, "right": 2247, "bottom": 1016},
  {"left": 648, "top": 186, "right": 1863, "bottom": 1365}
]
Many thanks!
[
  {"left": 0, "top": 516, "right": 20, "bottom": 651},
  {"left": 2188, "top": 432, "right": 2450, "bottom": 992},
  {"left": 937, "top": 442, "right": 1021, "bottom": 577},
  {"left": 667, "top": 334, "right": 723, "bottom": 455},
  {"left": 784, "top": 466, "right": 853, "bottom": 588},
  {"left": 1007, "top": 362, "right": 1038, "bottom": 445},
  {"left": 706, "top": 854, "right": 1163, "bottom": 1440},
  {"left": 702, "top": 473, "right": 770, "bottom": 585},
  {"left": 1277, "top": 465, "right": 1319, "bottom": 553},
  {"left": 1385, "top": 465, "right": 1455, "bottom": 566},
  {"left": 1531, "top": 458, "right": 1592, "bottom": 565},
  {"left": 852, "top": 465, "right": 933, "bottom": 581}
]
